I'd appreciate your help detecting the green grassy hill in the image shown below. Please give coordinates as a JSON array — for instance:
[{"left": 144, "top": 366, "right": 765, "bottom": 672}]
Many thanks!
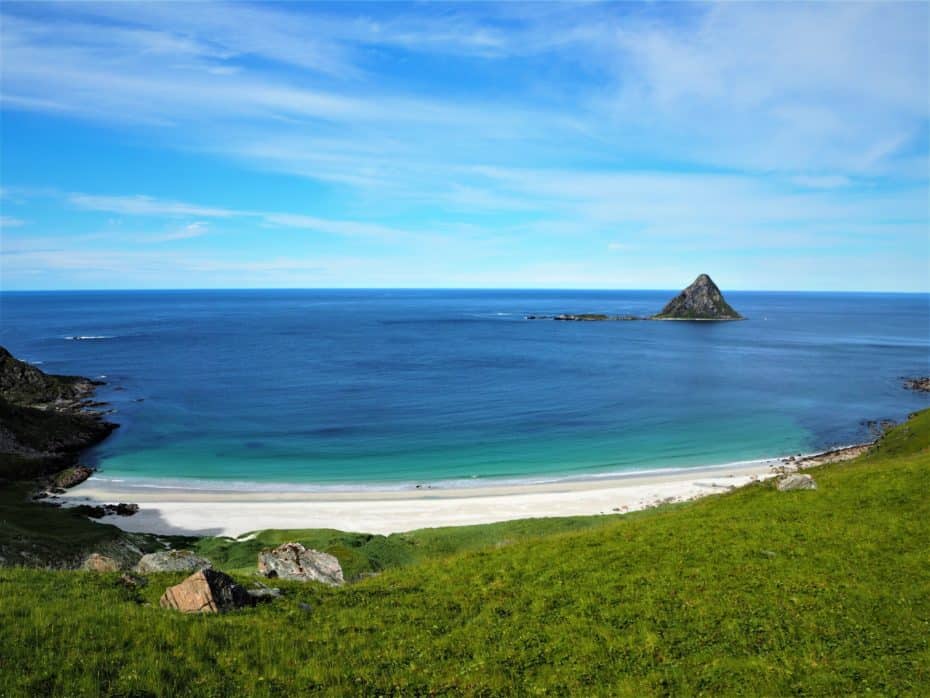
[{"left": 1, "top": 410, "right": 928, "bottom": 696}]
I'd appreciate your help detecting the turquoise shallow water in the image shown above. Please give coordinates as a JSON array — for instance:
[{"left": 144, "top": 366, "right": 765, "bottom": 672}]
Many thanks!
[{"left": 1, "top": 290, "right": 927, "bottom": 487}]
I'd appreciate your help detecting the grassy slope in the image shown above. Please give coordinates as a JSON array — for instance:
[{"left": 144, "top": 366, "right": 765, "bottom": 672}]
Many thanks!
[
  {"left": 0, "top": 483, "right": 160, "bottom": 568},
  {"left": 194, "top": 515, "right": 625, "bottom": 581},
  {"left": 1, "top": 410, "right": 928, "bottom": 696}
]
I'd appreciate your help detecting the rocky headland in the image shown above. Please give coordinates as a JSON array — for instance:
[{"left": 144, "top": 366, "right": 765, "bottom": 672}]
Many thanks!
[{"left": 0, "top": 346, "right": 118, "bottom": 482}]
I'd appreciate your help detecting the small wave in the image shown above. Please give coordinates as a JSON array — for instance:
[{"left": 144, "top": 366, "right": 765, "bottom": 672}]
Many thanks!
[{"left": 64, "top": 335, "right": 114, "bottom": 341}]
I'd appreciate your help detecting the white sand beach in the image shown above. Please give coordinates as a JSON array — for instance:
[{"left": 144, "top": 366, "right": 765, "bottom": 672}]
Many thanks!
[{"left": 60, "top": 459, "right": 787, "bottom": 537}]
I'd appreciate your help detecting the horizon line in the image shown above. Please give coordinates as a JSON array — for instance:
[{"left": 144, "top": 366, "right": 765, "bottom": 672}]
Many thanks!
[{"left": 1, "top": 287, "right": 928, "bottom": 295}]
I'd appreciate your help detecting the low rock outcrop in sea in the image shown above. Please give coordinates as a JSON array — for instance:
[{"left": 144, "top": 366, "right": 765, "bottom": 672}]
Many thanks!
[
  {"left": 258, "top": 542, "right": 344, "bottom": 586},
  {"left": 135, "top": 550, "right": 212, "bottom": 574},
  {"left": 652, "top": 274, "right": 743, "bottom": 320},
  {"left": 903, "top": 377, "right": 930, "bottom": 393},
  {"left": 160, "top": 569, "right": 255, "bottom": 614}
]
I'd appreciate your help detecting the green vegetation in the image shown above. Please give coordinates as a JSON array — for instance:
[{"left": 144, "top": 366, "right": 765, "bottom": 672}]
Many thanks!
[
  {"left": 1, "top": 410, "right": 928, "bottom": 696},
  {"left": 194, "top": 515, "right": 624, "bottom": 581},
  {"left": 0, "top": 482, "right": 159, "bottom": 568}
]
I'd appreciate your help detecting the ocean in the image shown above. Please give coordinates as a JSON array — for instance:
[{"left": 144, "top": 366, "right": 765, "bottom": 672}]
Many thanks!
[{"left": 1, "top": 289, "right": 927, "bottom": 489}]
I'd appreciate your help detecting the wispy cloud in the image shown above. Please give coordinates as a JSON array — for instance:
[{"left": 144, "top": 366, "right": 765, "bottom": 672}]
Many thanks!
[
  {"left": 0, "top": 216, "right": 26, "bottom": 228},
  {"left": 0, "top": 2, "right": 927, "bottom": 291},
  {"left": 69, "top": 194, "right": 237, "bottom": 218}
]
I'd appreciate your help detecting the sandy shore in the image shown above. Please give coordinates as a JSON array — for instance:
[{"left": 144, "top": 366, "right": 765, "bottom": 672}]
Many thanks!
[{"left": 60, "top": 459, "right": 789, "bottom": 537}]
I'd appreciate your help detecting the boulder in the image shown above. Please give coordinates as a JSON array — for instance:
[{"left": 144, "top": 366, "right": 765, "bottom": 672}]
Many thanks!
[
  {"left": 105, "top": 502, "right": 139, "bottom": 516},
  {"left": 81, "top": 553, "right": 121, "bottom": 572},
  {"left": 776, "top": 473, "right": 817, "bottom": 491},
  {"left": 257, "top": 542, "right": 344, "bottom": 586},
  {"left": 54, "top": 465, "right": 94, "bottom": 489},
  {"left": 134, "top": 550, "right": 211, "bottom": 574},
  {"left": 247, "top": 582, "right": 284, "bottom": 601},
  {"left": 160, "top": 569, "right": 254, "bottom": 614}
]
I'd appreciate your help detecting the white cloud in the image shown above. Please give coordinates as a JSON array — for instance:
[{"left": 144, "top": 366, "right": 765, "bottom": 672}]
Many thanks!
[
  {"left": 0, "top": 216, "right": 25, "bottom": 228},
  {"left": 69, "top": 194, "right": 237, "bottom": 218}
]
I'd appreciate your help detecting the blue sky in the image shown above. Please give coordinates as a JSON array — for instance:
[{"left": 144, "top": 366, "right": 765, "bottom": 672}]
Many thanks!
[{"left": 0, "top": 1, "right": 927, "bottom": 291}]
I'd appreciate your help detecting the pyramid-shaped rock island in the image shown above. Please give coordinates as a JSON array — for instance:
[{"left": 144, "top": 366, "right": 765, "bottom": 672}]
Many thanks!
[{"left": 653, "top": 274, "right": 742, "bottom": 320}]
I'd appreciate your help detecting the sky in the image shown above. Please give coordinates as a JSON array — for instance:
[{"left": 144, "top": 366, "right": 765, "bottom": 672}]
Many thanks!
[{"left": 0, "top": 1, "right": 927, "bottom": 292}]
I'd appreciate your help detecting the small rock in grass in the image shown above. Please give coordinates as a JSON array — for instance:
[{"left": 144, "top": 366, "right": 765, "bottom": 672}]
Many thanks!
[
  {"left": 247, "top": 582, "right": 283, "bottom": 602},
  {"left": 119, "top": 572, "right": 148, "bottom": 589},
  {"left": 776, "top": 473, "right": 817, "bottom": 491},
  {"left": 81, "top": 553, "right": 122, "bottom": 572},
  {"left": 135, "top": 549, "right": 212, "bottom": 574}
]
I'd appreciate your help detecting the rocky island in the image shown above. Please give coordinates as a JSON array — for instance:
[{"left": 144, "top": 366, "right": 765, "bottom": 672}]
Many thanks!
[
  {"left": 652, "top": 273, "right": 743, "bottom": 320},
  {"left": 525, "top": 273, "right": 743, "bottom": 322}
]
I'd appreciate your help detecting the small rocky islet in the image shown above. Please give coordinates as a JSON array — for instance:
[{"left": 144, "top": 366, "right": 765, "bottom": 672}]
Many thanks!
[{"left": 526, "top": 273, "right": 744, "bottom": 322}]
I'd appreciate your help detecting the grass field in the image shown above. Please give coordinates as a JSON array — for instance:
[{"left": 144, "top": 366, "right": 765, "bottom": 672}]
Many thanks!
[{"left": 1, "top": 409, "right": 928, "bottom": 696}]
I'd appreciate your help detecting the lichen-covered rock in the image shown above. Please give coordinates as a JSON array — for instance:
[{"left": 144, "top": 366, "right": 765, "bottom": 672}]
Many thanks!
[
  {"left": 653, "top": 274, "right": 742, "bottom": 320},
  {"left": 54, "top": 465, "right": 94, "bottom": 489},
  {"left": 257, "top": 542, "right": 344, "bottom": 586},
  {"left": 134, "top": 550, "right": 211, "bottom": 574},
  {"left": 160, "top": 569, "right": 253, "bottom": 614},
  {"left": 81, "top": 553, "right": 121, "bottom": 572},
  {"left": 776, "top": 473, "right": 817, "bottom": 491}
]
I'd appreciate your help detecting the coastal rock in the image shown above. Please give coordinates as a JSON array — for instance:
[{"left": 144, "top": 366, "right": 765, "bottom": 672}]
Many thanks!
[
  {"left": 160, "top": 569, "right": 254, "bottom": 614},
  {"left": 653, "top": 274, "right": 743, "bottom": 320},
  {"left": 81, "top": 553, "right": 122, "bottom": 572},
  {"left": 135, "top": 550, "right": 212, "bottom": 574},
  {"left": 257, "top": 542, "right": 344, "bottom": 586},
  {"left": 903, "top": 377, "right": 930, "bottom": 393},
  {"left": 53, "top": 465, "right": 94, "bottom": 489},
  {"left": 107, "top": 502, "right": 139, "bottom": 517},
  {"left": 776, "top": 473, "right": 817, "bottom": 491}
]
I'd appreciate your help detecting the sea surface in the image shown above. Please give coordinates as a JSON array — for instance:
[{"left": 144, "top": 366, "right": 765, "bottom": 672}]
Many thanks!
[{"left": 1, "top": 290, "right": 927, "bottom": 489}]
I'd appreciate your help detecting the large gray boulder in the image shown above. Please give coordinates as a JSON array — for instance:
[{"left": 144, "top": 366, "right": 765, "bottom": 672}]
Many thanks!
[
  {"left": 135, "top": 550, "right": 211, "bottom": 574},
  {"left": 257, "top": 542, "right": 344, "bottom": 586},
  {"left": 776, "top": 473, "right": 817, "bottom": 491}
]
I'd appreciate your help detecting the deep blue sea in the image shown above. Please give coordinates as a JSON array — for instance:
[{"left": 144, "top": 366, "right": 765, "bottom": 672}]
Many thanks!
[{"left": 1, "top": 290, "right": 927, "bottom": 488}]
